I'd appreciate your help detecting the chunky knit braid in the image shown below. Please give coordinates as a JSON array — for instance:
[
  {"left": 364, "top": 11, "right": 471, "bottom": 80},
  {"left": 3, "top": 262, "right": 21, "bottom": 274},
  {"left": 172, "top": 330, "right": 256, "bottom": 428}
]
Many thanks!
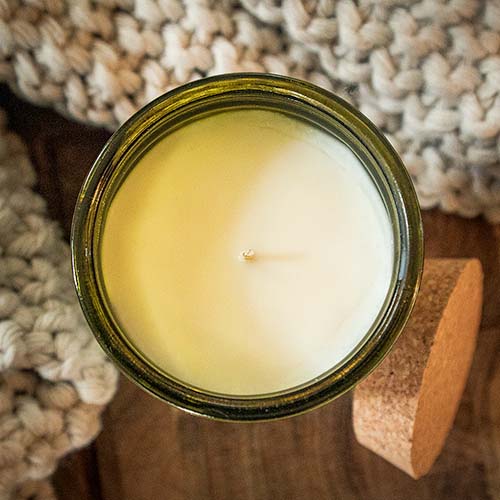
[
  {"left": 1, "top": 0, "right": 499, "bottom": 219},
  {"left": 2, "top": 0, "right": 499, "bottom": 220},
  {"left": 0, "top": 108, "right": 118, "bottom": 498}
]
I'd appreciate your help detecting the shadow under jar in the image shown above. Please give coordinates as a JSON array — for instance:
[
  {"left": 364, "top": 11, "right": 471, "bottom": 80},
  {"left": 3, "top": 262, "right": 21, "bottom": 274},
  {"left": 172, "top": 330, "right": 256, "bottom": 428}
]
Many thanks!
[{"left": 71, "top": 74, "right": 424, "bottom": 421}]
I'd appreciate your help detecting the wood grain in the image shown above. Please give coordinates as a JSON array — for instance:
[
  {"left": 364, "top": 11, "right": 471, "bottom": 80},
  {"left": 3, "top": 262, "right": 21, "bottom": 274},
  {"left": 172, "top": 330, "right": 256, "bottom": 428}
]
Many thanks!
[{"left": 2, "top": 86, "right": 499, "bottom": 500}]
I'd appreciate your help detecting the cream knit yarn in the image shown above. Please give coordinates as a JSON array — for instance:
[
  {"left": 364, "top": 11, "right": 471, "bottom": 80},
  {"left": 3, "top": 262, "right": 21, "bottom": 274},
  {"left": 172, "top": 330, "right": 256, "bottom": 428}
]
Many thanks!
[
  {"left": 0, "top": 108, "right": 118, "bottom": 498},
  {"left": 1, "top": 0, "right": 500, "bottom": 220}
]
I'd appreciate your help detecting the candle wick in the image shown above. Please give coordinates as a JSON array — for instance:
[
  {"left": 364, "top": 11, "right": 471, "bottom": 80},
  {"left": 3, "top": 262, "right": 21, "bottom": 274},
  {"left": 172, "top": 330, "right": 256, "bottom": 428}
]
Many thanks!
[{"left": 239, "top": 249, "right": 256, "bottom": 262}]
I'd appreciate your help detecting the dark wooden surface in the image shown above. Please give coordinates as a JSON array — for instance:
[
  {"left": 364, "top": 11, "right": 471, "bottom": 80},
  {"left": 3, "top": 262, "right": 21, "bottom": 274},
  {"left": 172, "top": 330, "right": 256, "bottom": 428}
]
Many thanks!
[{"left": 2, "top": 86, "right": 499, "bottom": 500}]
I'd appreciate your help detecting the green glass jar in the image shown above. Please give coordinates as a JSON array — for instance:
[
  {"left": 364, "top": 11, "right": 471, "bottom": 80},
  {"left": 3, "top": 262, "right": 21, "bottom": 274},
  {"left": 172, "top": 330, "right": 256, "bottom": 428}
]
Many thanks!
[{"left": 71, "top": 74, "right": 424, "bottom": 421}]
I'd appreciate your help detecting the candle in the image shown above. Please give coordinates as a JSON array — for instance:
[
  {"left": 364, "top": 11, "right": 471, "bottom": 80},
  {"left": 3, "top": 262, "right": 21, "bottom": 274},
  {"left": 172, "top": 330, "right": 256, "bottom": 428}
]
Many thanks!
[
  {"left": 73, "top": 74, "right": 423, "bottom": 419},
  {"left": 100, "top": 109, "right": 394, "bottom": 395}
]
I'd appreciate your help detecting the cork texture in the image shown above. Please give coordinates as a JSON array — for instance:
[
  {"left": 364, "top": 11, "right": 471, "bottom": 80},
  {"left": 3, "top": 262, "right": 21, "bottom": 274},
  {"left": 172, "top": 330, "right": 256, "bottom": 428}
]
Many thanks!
[{"left": 353, "top": 258, "right": 483, "bottom": 478}]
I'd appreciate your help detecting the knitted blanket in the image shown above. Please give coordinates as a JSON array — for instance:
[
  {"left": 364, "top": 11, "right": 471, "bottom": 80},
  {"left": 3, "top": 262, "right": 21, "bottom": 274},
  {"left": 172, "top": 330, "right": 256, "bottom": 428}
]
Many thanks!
[
  {"left": 0, "top": 0, "right": 499, "bottom": 498},
  {"left": 0, "top": 108, "right": 118, "bottom": 499},
  {"left": 2, "top": 0, "right": 500, "bottom": 220}
]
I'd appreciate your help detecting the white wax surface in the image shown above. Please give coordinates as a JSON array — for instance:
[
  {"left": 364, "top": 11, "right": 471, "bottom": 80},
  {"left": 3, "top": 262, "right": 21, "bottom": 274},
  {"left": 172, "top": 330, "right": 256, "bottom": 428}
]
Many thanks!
[{"left": 101, "top": 110, "right": 394, "bottom": 395}]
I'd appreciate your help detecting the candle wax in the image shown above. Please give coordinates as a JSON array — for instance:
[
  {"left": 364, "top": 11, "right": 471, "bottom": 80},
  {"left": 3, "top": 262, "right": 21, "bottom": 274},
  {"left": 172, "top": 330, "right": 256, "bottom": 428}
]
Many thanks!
[{"left": 101, "top": 110, "right": 394, "bottom": 395}]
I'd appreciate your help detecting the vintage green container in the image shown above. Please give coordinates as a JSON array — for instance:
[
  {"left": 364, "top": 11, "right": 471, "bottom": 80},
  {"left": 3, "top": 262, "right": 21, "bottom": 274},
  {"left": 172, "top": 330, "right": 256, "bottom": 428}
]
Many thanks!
[{"left": 71, "top": 74, "right": 424, "bottom": 421}]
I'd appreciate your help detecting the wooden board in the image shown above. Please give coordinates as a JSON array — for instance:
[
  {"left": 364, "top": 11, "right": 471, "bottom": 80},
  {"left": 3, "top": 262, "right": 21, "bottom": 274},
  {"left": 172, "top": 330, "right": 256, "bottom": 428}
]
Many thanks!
[{"left": 1, "top": 86, "right": 499, "bottom": 500}]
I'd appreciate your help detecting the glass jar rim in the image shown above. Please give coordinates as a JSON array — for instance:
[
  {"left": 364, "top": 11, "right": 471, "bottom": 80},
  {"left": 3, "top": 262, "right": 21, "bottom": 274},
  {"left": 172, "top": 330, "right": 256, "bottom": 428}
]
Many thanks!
[{"left": 71, "top": 73, "right": 424, "bottom": 421}]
